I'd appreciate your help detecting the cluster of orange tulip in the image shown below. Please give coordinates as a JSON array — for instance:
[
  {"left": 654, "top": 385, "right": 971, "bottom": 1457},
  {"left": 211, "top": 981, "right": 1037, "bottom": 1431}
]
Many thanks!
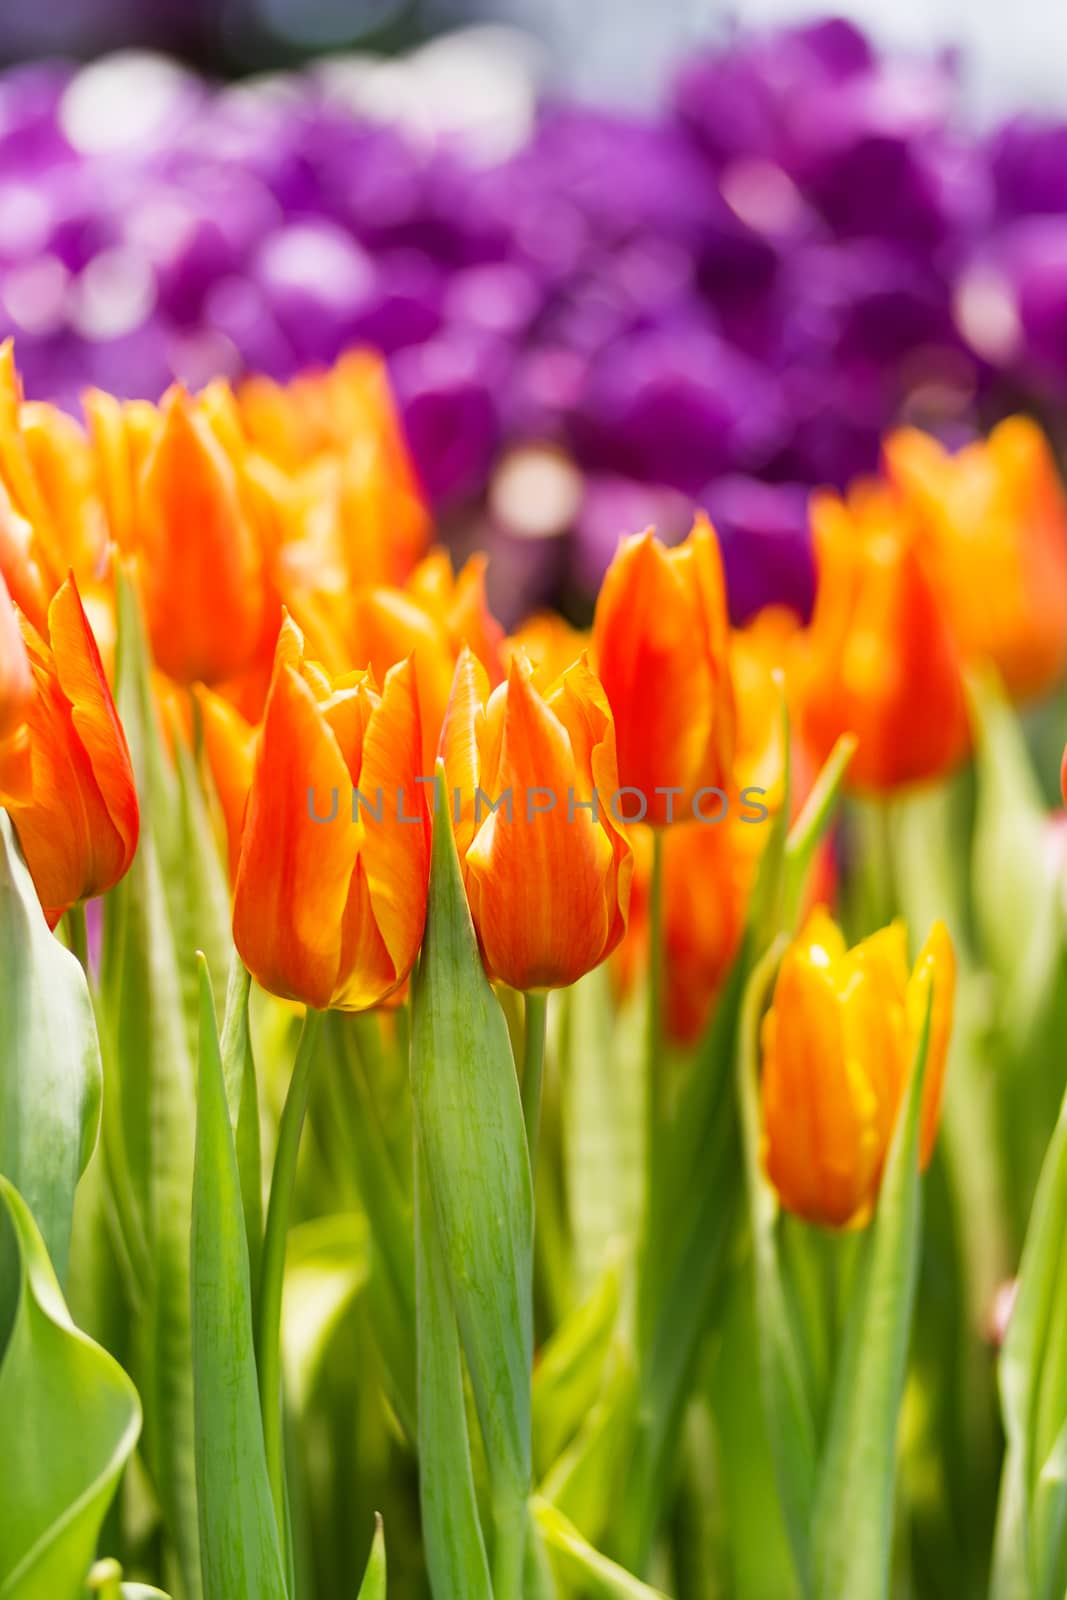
[{"left": 5, "top": 339, "right": 1067, "bottom": 1241}]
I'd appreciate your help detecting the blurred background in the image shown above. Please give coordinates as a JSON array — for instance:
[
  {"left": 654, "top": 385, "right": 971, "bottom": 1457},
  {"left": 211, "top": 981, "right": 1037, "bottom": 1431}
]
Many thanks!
[{"left": 4, "top": 0, "right": 1067, "bottom": 624}]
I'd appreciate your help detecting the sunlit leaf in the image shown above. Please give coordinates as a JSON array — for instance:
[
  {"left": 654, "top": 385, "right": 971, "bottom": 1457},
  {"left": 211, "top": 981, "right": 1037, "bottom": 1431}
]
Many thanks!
[
  {"left": 191, "top": 960, "right": 287, "bottom": 1600},
  {"left": 0, "top": 1178, "right": 140, "bottom": 1600},
  {"left": 0, "top": 813, "right": 101, "bottom": 1287},
  {"left": 410, "top": 769, "right": 533, "bottom": 1595},
  {"left": 355, "top": 1515, "right": 386, "bottom": 1600}
]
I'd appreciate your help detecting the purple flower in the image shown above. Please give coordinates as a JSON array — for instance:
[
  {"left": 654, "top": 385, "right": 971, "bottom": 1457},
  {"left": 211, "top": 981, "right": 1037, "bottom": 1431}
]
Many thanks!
[{"left": 701, "top": 475, "right": 814, "bottom": 623}]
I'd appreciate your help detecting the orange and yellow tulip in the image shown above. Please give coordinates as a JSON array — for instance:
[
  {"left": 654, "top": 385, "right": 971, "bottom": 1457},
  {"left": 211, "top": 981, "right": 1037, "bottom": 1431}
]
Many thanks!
[
  {"left": 884, "top": 417, "right": 1067, "bottom": 701},
  {"left": 349, "top": 550, "right": 504, "bottom": 774},
  {"left": 232, "top": 616, "right": 428, "bottom": 1011},
  {"left": 1, "top": 344, "right": 114, "bottom": 635},
  {"left": 503, "top": 612, "right": 588, "bottom": 690},
  {"left": 593, "top": 517, "right": 735, "bottom": 825},
  {"left": 1, "top": 576, "right": 139, "bottom": 925},
  {"left": 799, "top": 484, "right": 971, "bottom": 793},
  {"left": 440, "top": 647, "right": 633, "bottom": 991},
  {"left": 237, "top": 349, "right": 429, "bottom": 587},
  {"left": 760, "top": 908, "right": 955, "bottom": 1229}
]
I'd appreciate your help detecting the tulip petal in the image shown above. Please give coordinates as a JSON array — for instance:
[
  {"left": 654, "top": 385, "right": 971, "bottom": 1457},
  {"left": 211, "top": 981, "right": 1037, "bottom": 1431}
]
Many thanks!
[
  {"left": 233, "top": 663, "right": 357, "bottom": 1010},
  {"left": 357, "top": 657, "right": 430, "bottom": 981}
]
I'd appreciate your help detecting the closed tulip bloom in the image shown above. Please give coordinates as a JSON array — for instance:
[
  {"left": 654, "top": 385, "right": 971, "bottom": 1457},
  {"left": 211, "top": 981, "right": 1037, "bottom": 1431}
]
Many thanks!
[
  {"left": 761, "top": 909, "right": 955, "bottom": 1229},
  {"left": 884, "top": 417, "right": 1067, "bottom": 701},
  {"left": 1, "top": 577, "right": 139, "bottom": 926},
  {"left": 232, "top": 617, "right": 428, "bottom": 1011},
  {"left": 800, "top": 485, "right": 970, "bottom": 792},
  {"left": 89, "top": 385, "right": 271, "bottom": 688},
  {"left": 440, "top": 647, "right": 633, "bottom": 991},
  {"left": 593, "top": 517, "right": 735, "bottom": 825}
]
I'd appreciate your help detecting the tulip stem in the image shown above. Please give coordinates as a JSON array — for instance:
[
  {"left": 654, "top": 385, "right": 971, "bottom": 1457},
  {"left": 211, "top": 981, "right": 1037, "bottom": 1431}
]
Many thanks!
[
  {"left": 646, "top": 828, "right": 666, "bottom": 1189},
  {"left": 255, "top": 1005, "right": 324, "bottom": 1561},
  {"left": 65, "top": 903, "right": 90, "bottom": 974},
  {"left": 522, "top": 991, "right": 549, "bottom": 1182}
]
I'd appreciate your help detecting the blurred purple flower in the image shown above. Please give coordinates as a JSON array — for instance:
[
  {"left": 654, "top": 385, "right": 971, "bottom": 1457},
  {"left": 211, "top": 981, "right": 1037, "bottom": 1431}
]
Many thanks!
[
  {"left": 702, "top": 476, "right": 814, "bottom": 623},
  {"left": 0, "top": 22, "right": 1065, "bottom": 626}
]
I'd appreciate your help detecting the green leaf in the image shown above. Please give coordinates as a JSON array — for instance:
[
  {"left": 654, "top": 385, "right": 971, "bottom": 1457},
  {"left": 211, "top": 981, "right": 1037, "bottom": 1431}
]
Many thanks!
[
  {"left": 809, "top": 991, "right": 934, "bottom": 1600},
  {"left": 560, "top": 966, "right": 642, "bottom": 1299},
  {"left": 413, "top": 1143, "right": 492, "bottom": 1600},
  {"left": 532, "top": 1254, "right": 622, "bottom": 1479},
  {"left": 282, "top": 1213, "right": 368, "bottom": 1412},
  {"left": 410, "top": 770, "right": 533, "bottom": 1597},
  {"left": 970, "top": 670, "right": 1058, "bottom": 993},
  {"left": 0, "top": 1177, "right": 140, "bottom": 1600},
  {"left": 356, "top": 1516, "right": 386, "bottom": 1600},
  {"left": 100, "top": 572, "right": 201, "bottom": 1600},
  {"left": 539, "top": 1356, "right": 636, "bottom": 1551},
  {"left": 782, "top": 733, "right": 856, "bottom": 931},
  {"left": 532, "top": 1498, "right": 668, "bottom": 1599},
  {"left": 323, "top": 1013, "right": 416, "bottom": 1438},
  {"left": 219, "top": 956, "right": 263, "bottom": 1300},
  {"left": 992, "top": 1085, "right": 1067, "bottom": 1600},
  {"left": 170, "top": 719, "right": 233, "bottom": 1051},
  {"left": 0, "top": 814, "right": 101, "bottom": 1288},
  {"left": 191, "top": 960, "right": 288, "bottom": 1600}
]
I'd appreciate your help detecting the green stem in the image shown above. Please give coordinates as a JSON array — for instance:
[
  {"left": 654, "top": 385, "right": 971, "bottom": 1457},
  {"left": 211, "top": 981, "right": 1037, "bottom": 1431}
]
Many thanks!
[
  {"left": 522, "top": 991, "right": 549, "bottom": 1182},
  {"left": 645, "top": 828, "right": 666, "bottom": 1206},
  {"left": 65, "top": 902, "right": 90, "bottom": 974},
  {"left": 255, "top": 1006, "right": 323, "bottom": 1561}
]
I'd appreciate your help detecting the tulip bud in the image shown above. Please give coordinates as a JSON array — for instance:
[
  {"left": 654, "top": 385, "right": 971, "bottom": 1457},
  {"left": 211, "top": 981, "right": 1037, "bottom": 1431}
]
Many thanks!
[
  {"left": 800, "top": 484, "right": 971, "bottom": 792},
  {"left": 440, "top": 647, "right": 633, "bottom": 991},
  {"left": 138, "top": 389, "right": 270, "bottom": 687},
  {"left": 760, "top": 909, "right": 955, "bottom": 1228},
  {"left": 1, "top": 577, "right": 139, "bottom": 925},
  {"left": 232, "top": 617, "right": 428, "bottom": 1011},
  {"left": 593, "top": 516, "right": 735, "bottom": 825}
]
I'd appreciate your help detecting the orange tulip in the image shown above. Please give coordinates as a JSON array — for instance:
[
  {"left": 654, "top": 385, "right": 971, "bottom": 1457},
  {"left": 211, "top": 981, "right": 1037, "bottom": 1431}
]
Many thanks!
[
  {"left": 232, "top": 616, "right": 428, "bottom": 1011},
  {"left": 613, "top": 606, "right": 816, "bottom": 1046},
  {"left": 799, "top": 484, "right": 971, "bottom": 793},
  {"left": 760, "top": 908, "right": 955, "bottom": 1229},
  {"left": 349, "top": 550, "right": 504, "bottom": 774},
  {"left": 503, "top": 612, "right": 588, "bottom": 690},
  {"left": 593, "top": 517, "right": 735, "bottom": 825},
  {"left": 237, "top": 349, "right": 429, "bottom": 587},
  {"left": 440, "top": 647, "right": 633, "bottom": 991},
  {"left": 884, "top": 417, "right": 1067, "bottom": 701},
  {"left": 87, "top": 384, "right": 271, "bottom": 689},
  {"left": 1, "top": 345, "right": 115, "bottom": 636},
  {"left": 1, "top": 576, "right": 139, "bottom": 925}
]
